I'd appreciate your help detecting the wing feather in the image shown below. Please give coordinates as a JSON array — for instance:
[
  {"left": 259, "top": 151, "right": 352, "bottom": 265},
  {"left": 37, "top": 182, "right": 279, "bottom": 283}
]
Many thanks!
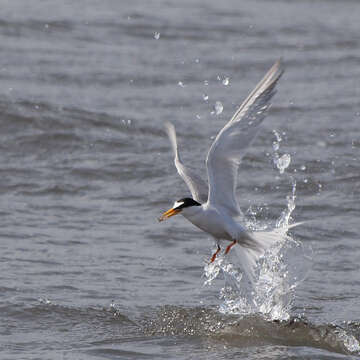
[
  {"left": 164, "top": 121, "right": 208, "bottom": 203},
  {"left": 206, "top": 59, "right": 284, "bottom": 216}
]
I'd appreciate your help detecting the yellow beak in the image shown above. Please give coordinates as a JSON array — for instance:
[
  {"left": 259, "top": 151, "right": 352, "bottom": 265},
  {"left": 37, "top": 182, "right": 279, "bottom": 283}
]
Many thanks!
[{"left": 158, "top": 207, "right": 181, "bottom": 222}]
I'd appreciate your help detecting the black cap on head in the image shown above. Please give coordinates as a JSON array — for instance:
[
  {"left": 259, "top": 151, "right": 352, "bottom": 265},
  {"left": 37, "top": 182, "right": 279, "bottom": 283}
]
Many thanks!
[{"left": 173, "top": 198, "right": 201, "bottom": 209}]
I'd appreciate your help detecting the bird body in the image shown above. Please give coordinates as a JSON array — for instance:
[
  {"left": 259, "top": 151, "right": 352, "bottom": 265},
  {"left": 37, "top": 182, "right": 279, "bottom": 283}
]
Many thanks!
[
  {"left": 181, "top": 203, "right": 248, "bottom": 244},
  {"left": 159, "top": 59, "right": 286, "bottom": 273}
]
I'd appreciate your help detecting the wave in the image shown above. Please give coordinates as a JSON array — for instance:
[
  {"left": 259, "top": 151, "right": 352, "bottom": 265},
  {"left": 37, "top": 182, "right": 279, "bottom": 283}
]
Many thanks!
[
  {"left": 141, "top": 305, "right": 360, "bottom": 356},
  {"left": 3, "top": 300, "right": 359, "bottom": 356}
]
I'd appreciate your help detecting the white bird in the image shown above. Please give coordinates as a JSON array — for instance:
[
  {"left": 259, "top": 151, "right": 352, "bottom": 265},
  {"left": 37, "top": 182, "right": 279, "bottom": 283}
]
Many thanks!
[{"left": 159, "top": 59, "right": 285, "bottom": 274}]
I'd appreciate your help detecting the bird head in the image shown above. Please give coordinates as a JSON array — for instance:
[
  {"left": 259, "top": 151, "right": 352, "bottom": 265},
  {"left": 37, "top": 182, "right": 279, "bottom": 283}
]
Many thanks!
[{"left": 158, "top": 198, "right": 201, "bottom": 222}]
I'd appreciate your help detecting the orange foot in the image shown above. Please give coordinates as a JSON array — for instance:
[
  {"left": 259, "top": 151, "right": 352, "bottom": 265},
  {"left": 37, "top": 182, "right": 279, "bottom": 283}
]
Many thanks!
[
  {"left": 210, "top": 245, "right": 221, "bottom": 263},
  {"left": 224, "top": 240, "right": 237, "bottom": 255}
]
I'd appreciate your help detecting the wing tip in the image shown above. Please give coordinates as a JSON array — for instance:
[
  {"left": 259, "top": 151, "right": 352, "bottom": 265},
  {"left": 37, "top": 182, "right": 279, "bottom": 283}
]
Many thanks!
[
  {"left": 164, "top": 120, "right": 174, "bottom": 133},
  {"left": 272, "top": 58, "right": 285, "bottom": 81},
  {"left": 266, "top": 58, "right": 285, "bottom": 84},
  {"left": 163, "top": 121, "right": 179, "bottom": 160},
  {"left": 163, "top": 121, "right": 176, "bottom": 141}
]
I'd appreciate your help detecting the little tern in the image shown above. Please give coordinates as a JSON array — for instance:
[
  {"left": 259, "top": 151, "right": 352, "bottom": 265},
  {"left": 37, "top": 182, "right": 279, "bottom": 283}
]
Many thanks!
[{"left": 159, "top": 59, "right": 285, "bottom": 271}]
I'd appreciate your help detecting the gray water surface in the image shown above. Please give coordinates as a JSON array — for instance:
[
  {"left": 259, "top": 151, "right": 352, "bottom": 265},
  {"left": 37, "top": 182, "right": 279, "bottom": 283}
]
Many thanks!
[{"left": 1, "top": 1, "right": 360, "bottom": 359}]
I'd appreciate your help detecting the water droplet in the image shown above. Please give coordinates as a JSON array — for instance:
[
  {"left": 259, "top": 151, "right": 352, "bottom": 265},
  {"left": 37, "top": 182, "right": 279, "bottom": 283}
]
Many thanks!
[
  {"left": 214, "top": 101, "right": 223, "bottom": 115},
  {"left": 39, "top": 298, "right": 51, "bottom": 304},
  {"left": 196, "top": 114, "right": 201, "bottom": 119},
  {"left": 178, "top": 81, "right": 185, "bottom": 87},
  {"left": 154, "top": 32, "right": 160, "bottom": 40},
  {"left": 203, "top": 94, "right": 209, "bottom": 101},
  {"left": 272, "top": 142, "right": 280, "bottom": 151},
  {"left": 222, "top": 77, "right": 230, "bottom": 86},
  {"left": 195, "top": 58, "right": 200, "bottom": 63},
  {"left": 300, "top": 165, "right": 306, "bottom": 171},
  {"left": 273, "top": 130, "right": 282, "bottom": 142},
  {"left": 276, "top": 154, "right": 291, "bottom": 174},
  {"left": 303, "top": 178, "right": 308, "bottom": 183}
]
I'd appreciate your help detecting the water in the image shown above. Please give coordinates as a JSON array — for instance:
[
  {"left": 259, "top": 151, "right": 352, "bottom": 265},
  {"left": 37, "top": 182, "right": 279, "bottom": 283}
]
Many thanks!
[{"left": 1, "top": 0, "right": 360, "bottom": 359}]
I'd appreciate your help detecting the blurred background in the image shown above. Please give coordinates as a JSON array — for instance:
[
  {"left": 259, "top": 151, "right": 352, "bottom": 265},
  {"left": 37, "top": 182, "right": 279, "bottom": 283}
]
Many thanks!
[{"left": 0, "top": 0, "right": 359, "bottom": 359}]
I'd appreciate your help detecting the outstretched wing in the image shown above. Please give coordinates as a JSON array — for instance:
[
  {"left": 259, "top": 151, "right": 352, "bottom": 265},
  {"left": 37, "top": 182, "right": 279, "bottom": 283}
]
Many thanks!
[
  {"left": 164, "top": 121, "right": 208, "bottom": 203},
  {"left": 206, "top": 59, "right": 284, "bottom": 216}
]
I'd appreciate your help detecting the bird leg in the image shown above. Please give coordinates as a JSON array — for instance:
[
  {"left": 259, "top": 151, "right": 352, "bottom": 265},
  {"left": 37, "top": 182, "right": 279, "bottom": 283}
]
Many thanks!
[
  {"left": 225, "top": 240, "right": 237, "bottom": 255},
  {"left": 210, "top": 245, "right": 221, "bottom": 263}
]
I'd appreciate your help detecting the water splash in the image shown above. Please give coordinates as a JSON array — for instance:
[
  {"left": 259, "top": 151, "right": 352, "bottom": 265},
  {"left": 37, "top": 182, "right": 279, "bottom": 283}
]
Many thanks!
[
  {"left": 273, "top": 130, "right": 291, "bottom": 174},
  {"left": 254, "top": 236, "right": 312, "bottom": 320},
  {"left": 339, "top": 332, "right": 360, "bottom": 353},
  {"left": 276, "top": 177, "right": 296, "bottom": 229},
  {"left": 204, "top": 231, "right": 312, "bottom": 321},
  {"left": 203, "top": 257, "right": 223, "bottom": 286},
  {"left": 203, "top": 130, "right": 312, "bottom": 321}
]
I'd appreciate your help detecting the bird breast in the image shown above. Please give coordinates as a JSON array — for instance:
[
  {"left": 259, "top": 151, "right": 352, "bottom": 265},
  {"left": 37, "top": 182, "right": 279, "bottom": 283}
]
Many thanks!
[{"left": 181, "top": 204, "right": 242, "bottom": 240}]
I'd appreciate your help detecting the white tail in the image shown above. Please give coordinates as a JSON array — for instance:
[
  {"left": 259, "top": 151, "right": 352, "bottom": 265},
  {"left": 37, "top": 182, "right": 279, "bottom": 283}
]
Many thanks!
[{"left": 234, "top": 228, "right": 291, "bottom": 282}]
